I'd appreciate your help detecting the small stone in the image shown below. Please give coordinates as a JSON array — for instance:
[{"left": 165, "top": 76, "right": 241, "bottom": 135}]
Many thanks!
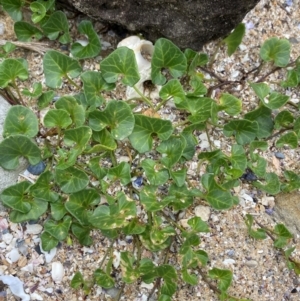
[
  {"left": 226, "top": 249, "right": 235, "bottom": 257},
  {"left": 27, "top": 161, "right": 46, "bottom": 175},
  {"left": 223, "top": 258, "right": 235, "bottom": 266},
  {"left": 194, "top": 205, "right": 211, "bottom": 221},
  {"left": 7, "top": 248, "right": 20, "bottom": 263},
  {"left": 2, "top": 233, "right": 13, "bottom": 244},
  {"left": 51, "top": 262, "right": 64, "bottom": 282},
  {"left": 18, "top": 256, "right": 28, "bottom": 268},
  {"left": 245, "top": 260, "right": 258, "bottom": 267},
  {"left": 274, "top": 152, "right": 285, "bottom": 159},
  {"left": 25, "top": 224, "right": 43, "bottom": 235},
  {"left": 179, "top": 219, "right": 189, "bottom": 228}
]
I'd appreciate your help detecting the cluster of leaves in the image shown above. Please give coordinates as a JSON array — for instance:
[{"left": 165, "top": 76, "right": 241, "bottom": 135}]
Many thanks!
[{"left": 1, "top": 2, "right": 300, "bottom": 300}]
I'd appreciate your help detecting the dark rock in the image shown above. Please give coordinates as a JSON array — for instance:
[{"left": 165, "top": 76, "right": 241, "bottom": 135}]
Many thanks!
[
  {"left": 63, "top": 0, "right": 260, "bottom": 50},
  {"left": 27, "top": 161, "right": 46, "bottom": 175}
]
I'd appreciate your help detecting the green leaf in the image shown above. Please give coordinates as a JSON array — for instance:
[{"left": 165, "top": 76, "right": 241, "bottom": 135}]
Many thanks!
[
  {"left": 120, "top": 251, "right": 140, "bottom": 283},
  {"left": 89, "top": 100, "right": 134, "bottom": 140},
  {"left": 156, "top": 265, "right": 177, "bottom": 297},
  {"left": 30, "top": 171, "right": 59, "bottom": 203},
  {"left": 3, "top": 105, "right": 38, "bottom": 138},
  {"left": 9, "top": 199, "right": 47, "bottom": 223},
  {"left": 187, "top": 51, "right": 208, "bottom": 75},
  {"left": 181, "top": 131, "right": 197, "bottom": 160},
  {"left": 141, "top": 159, "right": 169, "bottom": 186},
  {"left": 250, "top": 82, "right": 270, "bottom": 102},
  {"left": 159, "top": 79, "right": 185, "bottom": 104},
  {"left": 281, "top": 170, "right": 300, "bottom": 192},
  {"left": 64, "top": 126, "right": 92, "bottom": 153},
  {"left": 87, "top": 129, "right": 117, "bottom": 153},
  {"left": 14, "top": 21, "right": 43, "bottom": 41},
  {"left": 43, "top": 50, "right": 81, "bottom": 88},
  {"left": 0, "top": 134, "right": 41, "bottom": 170},
  {"left": 0, "top": 58, "right": 28, "bottom": 88},
  {"left": 165, "top": 183, "right": 194, "bottom": 211},
  {"left": 230, "top": 144, "right": 247, "bottom": 176},
  {"left": 260, "top": 37, "right": 290, "bottom": 67},
  {"left": 123, "top": 218, "right": 146, "bottom": 235},
  {"left": 71, "top": 20, "right": 101, "bottom": 59},
  {"left": 55, "top": 166, "right": 89, "bottom": 193},
  {"left": 276, "top": 132, "right": 298, "bottom": 149},
  {"left": 22, "top": 82, "right": 43, "bottom": 98},
  {"left": 129, "top": 114, "right": 173, "bottom": 153},
  {"left": 94, "top": 269, "right": 115, "bottom": 288},
  {"left": 170, "top": 168, "right": 187, "bottom": 187},
  {"left": 88, "top": 157, "right": 107, "bottom": 180},
  {"left": 30, "top": 1, "right": 46, "bottom": 23},
  {"left": 107, "top": 162, "right": 131, "bottom": 185},
  {"left": 281, "top": 69, "right": 299, "bottom": 88},
  {"left": 140, "top": 186, "right": 170, "bottom": 212},
  {"left": 244, "top": 105, "right": 273, "bottom": 139},
  {"left": 51, "top": 200, "right": 68, "bottom": 221},
  {"left": 40, "top": 231, "right": 59, "bottom": 251},
  {"left": 274, "top": 224, "right": 293, "bottom": 239},
  {"left": 100, "top": 47, "right": 140, "bottom": 86},
  {"left": 223, "top": 119, "right": 258, "bottom": 145},
  {"left": 43, "top": 109, "right": 72, "bottom": 128},
  {"left": 182, "top": 269, "right": 198, "bottom": 285},
  {"left": 262, "top": 92, "right": 289, "bottom": 110},
  {"left": 151, "top": 38, "right": 187, "bottom": 85},
  {"left": 186, "top": 75, "right": 207, "bottom": 97},
  {"left": 245, "top": 214, "right": 267, "bottom": 240},
  {"left": 156, "top": 136, "right": 186, "bottom": 168},
  {"left": 55, "top": 96, "right": 86, "bottom": 127},
  {"left": 274, "top": 110, "right": 294, "bottom": 129},
  {"left": 65, "top": 189, "right": 99, "bottom": 225},
  {"left": 71, "top": 271, "right": 85, "bottom": 289},
  {"left": 81, "top": 71, "right": 115, "bottom": 107},
  {"left": 253, "top": 172, "right": 281, "bottom": 194},
  {"left": 41, "top": 11, "right": 71, "bottom": 43},
  {"left": 44, "top": 215, "right": 72, "bottom": 241},
  {"left": 223, "top": 23, "right": 245, "bottom": 56},
  {"left": 90, "top": 192, "right": 136, "bottom": 230},
  {"left": 0, "top": 181, "right": 32, "bottom": 213},
  {"left": 37, "top": 90, "right": 55, "bottom": 109},
  {"left": 208, "top": 268, "right": 232, "bottom": 292},
  {"left": 1, "top": 0, "right": 23, "bottom": 21},
  {"left": 248, "top": 156, "right": 267, "bottom": 178},
  {"left": 188, "top": 216, "right": 210, "bottom": 233},
  {"left": 71, "top": 223, "right": 93, "bottom": 246},
  {"left": 249, "top": 141, "right": 268, "bottom": 161},
  {"left": 219, "top": 93, "right": 242, "bottom": 116}
]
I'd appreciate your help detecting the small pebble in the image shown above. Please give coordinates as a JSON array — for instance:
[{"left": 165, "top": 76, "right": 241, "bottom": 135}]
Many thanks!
[
  {"left": 51, "top": 262, "right": 64, "bottom": 282},
  {"left": 27, "top": 161, "right": 46, "bottom": 175},
  {"left": 226, "top": 249, "right": 235, "bottom": 257},
  {"left": 274, "top": 152, "right": 285, "bottom": 159},
  {"left": 25, "top": 224, "right": 43, "bottom": 235},
  {"left": 132, "top": 176, "right": 143, "bottom": 189},
  {"left": 245, "top": 260, "right": 258, "bottom": 267},
  {"left": 194, "top": 205, "right": 211, "bottom": 221}
]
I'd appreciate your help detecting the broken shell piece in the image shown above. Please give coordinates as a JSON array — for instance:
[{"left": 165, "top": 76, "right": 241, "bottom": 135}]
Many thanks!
[
  {"left": 39, "top": 242, "right": 57, "bottom": 263},
  {"left": 0, "top": 275, "right": 30, "bottom": 301},
  {"left": 117, "top": 36, "right": 161, "bottom": 99},
  {"left": 25, "top": 224, "right": 43, "bottom": 235},
  {"left": 51, "top": 261, "right": 64, "bottom": 282}
]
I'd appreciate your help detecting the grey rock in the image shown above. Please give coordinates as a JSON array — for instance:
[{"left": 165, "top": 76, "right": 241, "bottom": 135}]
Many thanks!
[
  {"left": 0, "top": 96, "right": 28, "bottom": 208},
  {"left": 274, "top": 191, "right": 300, "bottom": 236},
  {"left": 63, "top": 0, "right": 260, "bottom": 50}
]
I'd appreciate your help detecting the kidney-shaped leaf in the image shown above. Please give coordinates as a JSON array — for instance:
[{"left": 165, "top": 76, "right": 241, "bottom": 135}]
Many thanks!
[
  {"left": 71, "top": 20, "right": 101, "bottom": 59},
  {"left": 0, "top": 135, "right": 41, "bottom": 170},
  {"left": 159, "top": 79, "right": 185, "bottom": 104},
  {"left": 44, "top": 109, "right": 72, "bottom": 128},
  {"left": 55, "top": 96, "right": 85, "bottom": 127},
  {"left": 41, "top": 11, "right": 71, "bottom": 44},
  {"left": 0, "top": 58, "right": 28, "bottom": 88},
  {"left": 65, "top": 188, "right": 99, "bottom": 225},
  {"left": 262, "top": 92, "right": 289, "bottom": 110},
  {"left": 89, "top": 100, "right": 134, "bottom": 140},
  {"left": 107, "top": 162, "right": 131, "bottom": 185},
  {"left": 141, "top": 159, "right": 169, "bottom": 186},
  {"left": 223, "top": 23, "right": 245, "bottom": 56},
  {"left": 14, "top": 21, "right": 43, "bottom": 41},
  {"left": 219, "top": 93, "right": 242, "bottom": 116},
  {"left": 1, "top": 0, "right": 24, "bottom": 21},
  {"left": 208, "top": 268, "right": 232, "bottom": 292},
  {"left": 44, "top": 215, "right": 72, "bottom": 241},
  {"left": 151, "top": 38, "right": 187, "bottom": 85},
  {"left": 3, "top": 105, "right": 38, "bottom": 138},
  {"left": 129, "top": 114, "right": 173, "bottom": 153},
  {"left": 64, "top": 126, "right": 92, "bottom": 152},
  {"left": 260, "top": 37, "right": 290, "bottom": 67},
  {"left": 81, "top": 71, "right": 115, "bottom": 107},
  {"left": 276, "top": 131, "right": 298, "bottom": 149},
  {"left": 43, "top": 50, "right": 82, "bottom": 88},
  {"left": 223, "top": 119, "right": 258, "bottom": 145},
  {"left": 30, "top": 1, "right": 46, "bottom": 23},
  {"left": 0, "top": 181, "right": 32, "bottom": 213},
  {"left": 250, "top": 82, "right": 270, "bottom": 102},
  {"left": 100, "top": 46, "right": 140, "bottom": 86},
  {"left": 55, "top": 166, "right": 89, "bottom": 193}
]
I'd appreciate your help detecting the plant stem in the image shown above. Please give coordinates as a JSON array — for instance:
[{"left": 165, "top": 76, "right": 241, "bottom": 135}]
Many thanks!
[
  {"left": 65, "top": 74, "right": 81, "bottom": 89},
  {"left": 208, "top": 39, "right": 224, "bottom": 69},
  {"left": 155, "top": 96, "right": 172, "bottom": 112},
  {"left": 133, "top": 85, "right": 155, "bottom": 109},
  {"left": 99, "top": 239, "right": 115, "bottom": 269},
  {"left": 11, "top": 80, "right": 25, "bottom": 105}
]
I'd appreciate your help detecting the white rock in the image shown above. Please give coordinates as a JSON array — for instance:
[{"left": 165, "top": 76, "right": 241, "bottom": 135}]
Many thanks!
[
  {"left": 141, "top": 282, "right": 154, "bottom": 290},
  {"left": 51, "top": 262, "right": 64, "bottom": 282},
  {"left": 6, "top": 248, "right": 20, "bottom": 263},
  {"left": 261, "top": 196, "right": 275, "bottom": 207},
  {"left": 2, "top": 233, "right": 13, "bottom": 244},
  {"left": 25, "top": 224, "right": 43, "bottom": 235},
  {"left": 0, "top": 275, "right": 30, "bottom": 301},
  {"left": 179, "top": 219, "right": 189, "bottom": 228},
  {"left": 0, "top": 218, "right": 8, "bottom": 230},
  {"left": 223, "top": 258, "right": 235, "bottom": 266},
  {"left": 113, "top": 250, "right": 121, "bottom": 268},
  {"left": 245, "top": 260, "right": 258, "bottom": 267},
  {"left": 31, "top": 292, "right": 43, "bottom": 300},
  {"left": 194, "top": 205, "right": 211, "bottom": 221}
]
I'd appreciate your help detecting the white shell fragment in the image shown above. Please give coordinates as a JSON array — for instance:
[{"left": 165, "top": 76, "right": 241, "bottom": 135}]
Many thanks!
[
  {"left": 0, "top": 275, "right": 30, "bottom": 301},
  {"left": 25, "top": 223, "right": 43, "bottom": 235},
  {"left": 194, "top": 205, "right": 211, "bottom": 221},
  {"left": 39, "top": 242, "right": 57, "bottom": 263},
  {"left": 113, "top": 250, "right": 121, "bottom": 268},
  {"left": 51, "top": 261, "right": 64, "bottom": 282},
  {"left": 6, "top": 248, "right": 20, "bottom": 263}
]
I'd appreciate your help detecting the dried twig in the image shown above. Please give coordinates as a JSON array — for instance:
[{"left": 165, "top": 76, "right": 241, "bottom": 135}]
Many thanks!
[{"left": 0, "top": 39, "right": 51, "bottom": 54}]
